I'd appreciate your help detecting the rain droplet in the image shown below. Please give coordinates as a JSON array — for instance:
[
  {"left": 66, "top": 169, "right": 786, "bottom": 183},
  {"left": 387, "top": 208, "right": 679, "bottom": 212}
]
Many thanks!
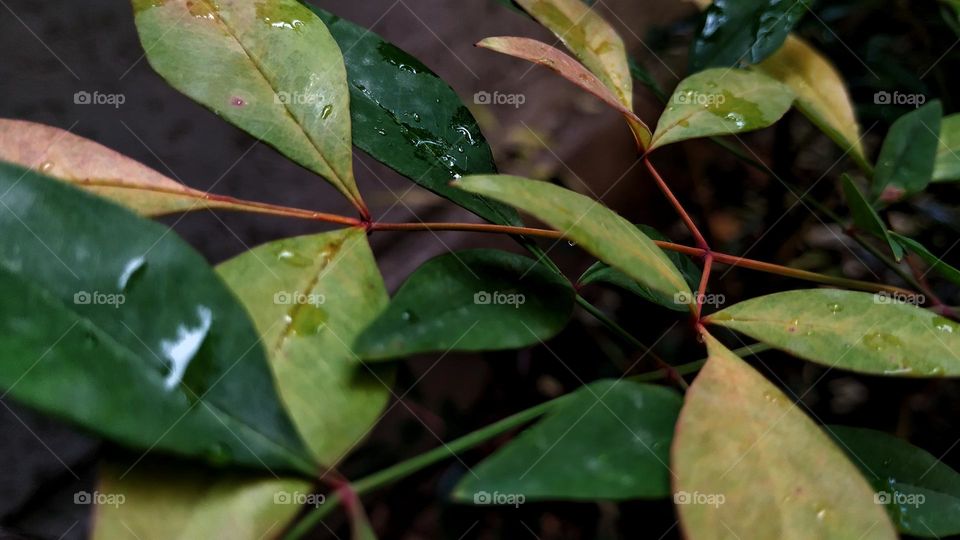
[
  {"left": 118, "top": 255, "right": 147, "bottom": 290},
  {"left": 320, "top": 104, "right": 333, "bottom": 119},
  {"left": 230, "top": 96, "right": 246, "bottom": 107},
  {"left": 932, "top": 316, "right": 957, "bottom": 333},
  {"left": 39, "top": 161, "right": 55, "bottom": 173},
  {"left": 827, "top": 303, "right": 843, "bottom": 314},
  {"left": 291, "top": 305, "right": 328, "bottom": 336},
  {"left": 276, "top": 249, "right": 312, "bottom": 267},
  {"left": 160, "top": 306, "right": 213, "bottom": 390}
]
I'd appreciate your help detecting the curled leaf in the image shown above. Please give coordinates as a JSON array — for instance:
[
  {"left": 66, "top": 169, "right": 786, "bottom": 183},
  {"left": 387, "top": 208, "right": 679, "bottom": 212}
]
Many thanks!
[
  {"left": 0, "top": 119, "right": 309, "bottom": 217},
  {"left": 477, "top": 36, "right": 651, "bottom": 149},
  {"left": 513, "top": 0, "right": 634, "bottom": 108}
]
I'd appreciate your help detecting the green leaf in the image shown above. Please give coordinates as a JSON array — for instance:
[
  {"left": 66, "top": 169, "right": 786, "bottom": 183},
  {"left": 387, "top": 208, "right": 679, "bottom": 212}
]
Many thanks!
[
  {"left": 217, "top": 229, "right": 392, "bottom": 466},
  {"left": 0, "top": 162, "right": 312, "bottom": 473},
  {"left": 476, "top": 37, "right": 651, "bottom": 149},
  {"left": 890, "top": 232, "right": 960, "bottom": 286},
  {"left": 132, "top": 0, "right": 365, "bottom": 212},
  {"left": 0, "top": 119, "right": 306, "bottom": 218},
  {"left": 650, "top": 68, "right": 794, "bottom": 150},
  {"left": 841, "top": 174, "right": 903, "bottom": 261},
  {"left": 579, "top": 225, "right": 701, "bottom": 312},
  {"left": 453, "top": 380, "right": 680, "bottom": 502},
  {"left": 872, "top": 101, "right": 942, "bottom": 200},
  {"left": 828, "top": 426, "right": 960, "bottom": 537},
  {"left": 455, "top": 175, "right": 692, "bottom": 302},
  {"left": 933, "top": 113, "right": 960, "bottom": 182},
  {"left": 706, "top": 289, "right": 960, "bottom": 377},
  {"left": 756, "top": 36, "right": 869, "bottom": 172},
  {"left": 354, "top": 249, "right": 574, "bottom": 361},
  {"left": 93, "top": 459, "right": 311, "bottom": 539},
  {"left": 512, "top": 0, "right": 634, "bottom": 109},
  {"left": 689, "top": 0, "right": 808, "bottom": 71},
  {"left": 307, "top": 5, "right": 520, "bottom": 227},
  {"left": 673, "top": 333, "right": 896, "bottom": 539}
]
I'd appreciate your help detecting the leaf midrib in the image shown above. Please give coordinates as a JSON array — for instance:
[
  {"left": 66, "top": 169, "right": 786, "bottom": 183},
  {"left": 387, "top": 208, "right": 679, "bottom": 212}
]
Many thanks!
[{"left": 198, "top": 0, "right": 354, "bottom": 200}]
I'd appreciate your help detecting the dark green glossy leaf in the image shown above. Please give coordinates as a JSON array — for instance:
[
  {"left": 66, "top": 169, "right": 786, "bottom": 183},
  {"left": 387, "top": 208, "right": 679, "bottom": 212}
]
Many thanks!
[
  {"left": 132, "top": 0, "right": 364, "bottom": 211},
  {"left": 841, "top": 174, "right": 903, "bottom": 261},
  {"left": 579, "top": 225, "right": 701, "bottom": 311},
  {"left": 452, "top": 380, "right": 680, "bottom": 502},
  {"left": 674, "top": 333, "right": 896, "bottom": 538},
  {"left": 828, "top": 426, "right": 960, "bottom": 537},
  {"left": 873, "top": 101, "right": 942, "bottom": 201},
  {"left": 0, "top": 162, "right": 312, "bottom": 473},
  {"left": 354, "top": 249, "right": 574, "bottom": 361},
  {"left": 706, "top": 289, "right": 960, "bottom": 377},
  {"left": 306, "top": 4, "right": 521, "bottom": 227},
  {"left": 218, "top": 229, "right": 392, "bottom": 466},
  {"left": 891, "top": 232, "right": 960, "bottom": 286},
  {"left": 690, "top": 0, "right": 808, "bottom": 71},
  {"left": 650, "top": 68, "right": 794, "bottom": 149}
]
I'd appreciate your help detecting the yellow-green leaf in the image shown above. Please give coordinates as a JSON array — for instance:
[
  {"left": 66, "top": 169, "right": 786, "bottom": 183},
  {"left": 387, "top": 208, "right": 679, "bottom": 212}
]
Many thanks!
[
  {"left": 757, "top": 36, "right": 868, "bottom": 171},
  {"left": 93, "top": 459, "right": 310, "bottom": 539},
  {"left": 513, "top": 0, "right": 633, "bottom": 109},
  {"left": 650, "top": 68, "right": 794, "bottom": 149},
  {"left": 673, "top": 332, "right": 897, "bottom": 539},
  {"left": 455, "top": 174, "right": 690, "bottom": 302},
  {"left": 477, "top": 37, "right": 651, "bottom": 149},
  {"left": 706, "top": 289, "right": 960, "bottom": 377},
  {"left": 217, "top": 228, "right": 392, "bottom": 466},
  {"left": 132, "top": 0, "right": 365, "bottom": 212},
  {"left": 0, "top": 119, "right": 308, "bottom": 217},
  {"left": 933, "top": 113, "right": 960, "bottom": 182}
]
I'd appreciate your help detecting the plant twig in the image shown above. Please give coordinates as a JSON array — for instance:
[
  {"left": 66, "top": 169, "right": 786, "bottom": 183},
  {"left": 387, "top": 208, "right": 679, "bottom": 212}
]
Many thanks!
[
  {"left": 642, "top": 156, "right": 710, "bottom": 250},
  {"left": 575, "top": 296, "right": 689, "bottom": 390}
]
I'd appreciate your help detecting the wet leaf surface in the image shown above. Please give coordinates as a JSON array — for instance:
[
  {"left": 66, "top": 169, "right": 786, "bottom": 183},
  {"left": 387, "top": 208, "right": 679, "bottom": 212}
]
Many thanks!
[{"left": 0, "top": 163, "right": 312, "bottom": 472}]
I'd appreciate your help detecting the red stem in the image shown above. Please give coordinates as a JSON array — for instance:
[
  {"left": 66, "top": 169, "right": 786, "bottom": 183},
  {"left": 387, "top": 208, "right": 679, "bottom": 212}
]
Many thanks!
[
  {"left": 695, "top": 253, "right": 714, "bottom": 321},
  {"left": 642, "top": 156, "right": 709, "bottom": 250}
]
